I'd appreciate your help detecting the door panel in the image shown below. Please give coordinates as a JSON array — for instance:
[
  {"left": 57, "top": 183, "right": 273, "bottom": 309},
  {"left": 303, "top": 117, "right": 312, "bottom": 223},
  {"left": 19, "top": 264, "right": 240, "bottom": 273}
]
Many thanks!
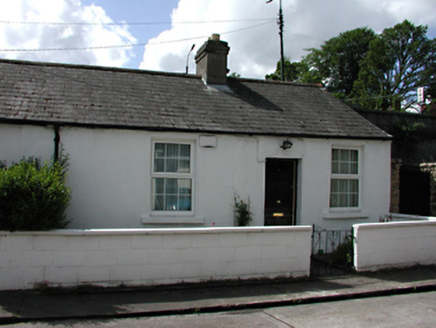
[{"left": 264, "top": 159, "right": 297, "bottom": 225}]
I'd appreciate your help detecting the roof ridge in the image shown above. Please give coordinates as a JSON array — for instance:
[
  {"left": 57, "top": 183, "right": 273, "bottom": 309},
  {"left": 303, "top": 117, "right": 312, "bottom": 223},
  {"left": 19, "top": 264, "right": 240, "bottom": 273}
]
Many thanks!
[
  {"left": 0, "top": 58, "right": 203, "bottom": 80},
  {"left": 229, "top": 76, "right": 322, "bottom": 88},
  {"left": 0, "top": 58, "right": 322, "bottom": 86}
]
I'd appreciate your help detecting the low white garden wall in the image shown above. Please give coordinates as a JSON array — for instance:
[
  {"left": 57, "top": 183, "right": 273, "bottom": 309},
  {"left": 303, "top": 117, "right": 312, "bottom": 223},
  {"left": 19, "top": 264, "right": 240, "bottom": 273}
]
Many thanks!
[
  {"left": 0, "top": 226, "right": 312, "bottom": 290},
  {"left": 353, "top": 221, "right": 436, "bottom": 272}
]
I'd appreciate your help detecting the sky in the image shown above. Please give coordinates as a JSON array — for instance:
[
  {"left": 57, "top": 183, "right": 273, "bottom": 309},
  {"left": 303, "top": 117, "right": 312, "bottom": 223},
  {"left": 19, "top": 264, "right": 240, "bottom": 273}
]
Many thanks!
[{"left": 0, "top": 0, "right": 435, "bottom": 79}]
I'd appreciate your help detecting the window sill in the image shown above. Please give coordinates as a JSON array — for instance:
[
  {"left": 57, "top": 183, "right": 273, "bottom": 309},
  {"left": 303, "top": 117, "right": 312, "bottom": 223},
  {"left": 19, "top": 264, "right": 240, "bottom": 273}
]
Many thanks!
[
  {"left": 141, "top": 214, "right": 205, "bottom": 225},
  {"left": 323, "top": 210, "right": 369, "bottom": 220}
]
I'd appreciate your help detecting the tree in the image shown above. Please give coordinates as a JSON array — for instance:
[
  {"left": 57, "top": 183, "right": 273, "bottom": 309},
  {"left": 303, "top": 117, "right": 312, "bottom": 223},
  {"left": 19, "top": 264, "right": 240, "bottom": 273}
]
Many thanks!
[
  {"left": 265, "top": 58, "right": 314, "bottom": 82},
  {"left": 351, "top": 20, "right": 436, "bottom": 111},
  {"left": 229, "top": 72, "right": 241, "bottom": 79},
  {"left": 266, "top": 28, "right": 376, "bottom": 95},
  {"left": 303, "top": 27, "right": 377, "bottom": 99}
]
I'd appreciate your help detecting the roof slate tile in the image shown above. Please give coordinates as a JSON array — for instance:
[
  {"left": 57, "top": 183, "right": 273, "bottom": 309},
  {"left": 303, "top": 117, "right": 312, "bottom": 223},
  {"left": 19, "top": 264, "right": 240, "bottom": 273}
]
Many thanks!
[{"left": 0, "top": 59, "right": 390, "bottom": 139}]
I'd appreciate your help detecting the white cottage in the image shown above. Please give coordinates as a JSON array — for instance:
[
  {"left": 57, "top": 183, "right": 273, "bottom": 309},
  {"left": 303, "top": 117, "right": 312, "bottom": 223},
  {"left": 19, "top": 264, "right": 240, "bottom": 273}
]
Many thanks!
[{"left": 0, "top": 35, "right": 391, "bottom": 230}]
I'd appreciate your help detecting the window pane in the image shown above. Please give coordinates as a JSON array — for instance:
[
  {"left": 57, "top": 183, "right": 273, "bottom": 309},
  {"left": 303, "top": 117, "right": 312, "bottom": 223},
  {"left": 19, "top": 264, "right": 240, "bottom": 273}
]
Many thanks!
[
  {"left": 332, "top": 162, "right": 338, "bottom": 174},
  {"left": 153, "top": 143, "right": 191, "bottom": 173},
  {"left": 154, "top": 178, "right": 164, "bottom": 193},
  {"left": 349, "top": 193, "right": 358, "bottom": 207},
  {"left": 339, "top": 194, "right": 348, "bottom": 207},
  {"left": 164, "top": 178, "right": 176, "bottom": 194},
  {"left": 331, "top": 179, "right": 339, "bottom": 192},
  {"left": 350, "top": 163, "right": 358, "bottom": 175},
  {"left": 340, "top": 149, "right": 349, "bottom": 162},
  {"left": 330, "top": 194, "right": 339, "bottom": 207},
  {"left": 179, "top": 196, "right": 191, "bottom": 211},
  {"left": 339, "top": 162, "right": 349, "bottom": 174},
  {"left": 339, "top": 179, "right": 348, "bottom": 192},
  {"left": 166, "top": 143, "right": 179, "bottom": 157},
  {"left": 152, "top": 178, "right": 192, "bottom": 211},
  {"left": 180, "top": 144, "right": 190, "bottom": 157},
  {"left": 330, "top": 178, "right": 358, "bottom": 208},
  {"left": 349, "top": 179, "right": 359, "bottom": 192},
  {"left": 154, "top": 195, "right": 164, "bottom": 211},
  {"left": 166, "top": 159, "right": 178, "bottom": 172},
  {"left": 165, "top": 195, "right": 178, "bottom": 211},
  {"left": 332, "top": 148, "right": 359, "bottom": 175},
  {"left": 179, "top": 159, "right": 190, "bottom": 173},
  {"left": 154, "top": 159, "right": 164, "bottom": 172},
  {"left": 155, "top": 143, "right": 165, "bottom": 158}
]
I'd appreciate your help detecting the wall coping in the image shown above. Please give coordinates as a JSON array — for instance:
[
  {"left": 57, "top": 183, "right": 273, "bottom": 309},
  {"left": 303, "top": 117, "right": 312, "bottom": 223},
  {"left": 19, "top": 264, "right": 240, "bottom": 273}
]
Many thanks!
[{"left": 0, "top": 226, "right": 312, "bottom": 237}]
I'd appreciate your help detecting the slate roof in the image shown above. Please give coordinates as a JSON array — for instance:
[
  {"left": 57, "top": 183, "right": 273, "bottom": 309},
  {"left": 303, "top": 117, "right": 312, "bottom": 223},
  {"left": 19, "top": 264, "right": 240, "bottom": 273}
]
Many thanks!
[{"left": 0, "top": 59, "right": 390, "bottom": 140}]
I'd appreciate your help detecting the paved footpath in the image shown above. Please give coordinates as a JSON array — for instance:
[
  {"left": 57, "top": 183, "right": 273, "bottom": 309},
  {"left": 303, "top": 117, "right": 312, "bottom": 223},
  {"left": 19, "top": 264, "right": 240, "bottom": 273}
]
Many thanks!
[{"left": 1, "top": 266, "right": 436, "bottom": 325}]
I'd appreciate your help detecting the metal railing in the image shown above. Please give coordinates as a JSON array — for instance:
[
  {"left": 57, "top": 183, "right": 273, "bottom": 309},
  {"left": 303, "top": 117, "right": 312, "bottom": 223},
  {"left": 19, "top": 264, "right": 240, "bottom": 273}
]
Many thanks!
[{"left": 311, "top": 225, "right": 352, "bottom": 255}]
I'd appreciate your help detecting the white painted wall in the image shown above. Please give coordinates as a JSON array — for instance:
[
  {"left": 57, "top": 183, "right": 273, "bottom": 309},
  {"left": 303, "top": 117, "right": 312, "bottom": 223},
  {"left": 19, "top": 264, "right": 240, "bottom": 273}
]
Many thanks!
[
  {"left": 0, "top": 124, "right": 53, "bottom": 163},
  {"left": 0, "top": 226, "right": 312, "bottom": 290},
  {"left": 353, "top": 221, "right": 436, "bottom": 272},
  {"left": 0, "top": 124, "right": 391, "bottom": 229}
]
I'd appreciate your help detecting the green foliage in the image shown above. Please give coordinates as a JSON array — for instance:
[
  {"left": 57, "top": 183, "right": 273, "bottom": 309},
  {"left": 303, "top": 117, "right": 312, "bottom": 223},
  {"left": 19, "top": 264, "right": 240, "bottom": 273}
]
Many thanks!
[
  {"left": 266, "top": 21, "right": 436, "bottom": 112},
  {"left": 266, "top": 58, "right": 315, "bottom": 83},
  {"left": 233, "top": 195, "right": 253, "bottom": 226},
  {"left": 351, "top": 20, "right": 436, "bottom": 111},
  {"left": 229, "top": 72, "right": 241, "bottom": 79},
  {"left": 0, "top": 155, "right": 71, "bottom": 231},
  {"left": 395, "top": 121, "right": 425, "bottom": 142},
  {"left": 331, "top": 238, "right": 353, "bottom": 265},
  {"left": 267, "top": 28, "right": 376, "bottom": 92},
  {"left": 304, "top": 27, "right": 377, "bottom": 98}
]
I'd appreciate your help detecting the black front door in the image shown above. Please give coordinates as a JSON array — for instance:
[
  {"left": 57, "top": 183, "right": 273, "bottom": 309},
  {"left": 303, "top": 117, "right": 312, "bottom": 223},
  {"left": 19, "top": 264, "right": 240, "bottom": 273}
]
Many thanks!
[{"left": 264, "top": 159, "right": 298, "bottom": 225}]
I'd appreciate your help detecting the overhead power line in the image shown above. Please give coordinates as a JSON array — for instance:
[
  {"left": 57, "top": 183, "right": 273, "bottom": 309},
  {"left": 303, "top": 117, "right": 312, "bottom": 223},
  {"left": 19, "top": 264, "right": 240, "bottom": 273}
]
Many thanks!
[{"left": 0, "top": 20, "right": 275, "bottom": 53}]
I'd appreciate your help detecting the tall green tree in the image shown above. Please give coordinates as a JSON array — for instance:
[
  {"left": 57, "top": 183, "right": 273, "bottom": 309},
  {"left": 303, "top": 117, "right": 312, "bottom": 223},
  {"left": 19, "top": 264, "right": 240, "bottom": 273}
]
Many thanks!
[
  {"left": 351, "top": 20, "right": 436, "bottom": 111},
  {"left": 303, "top": 27, "right": 377, "bottom": 99},
  {"left": 266, "top": 27, "right": 376, "bottom": 96}
]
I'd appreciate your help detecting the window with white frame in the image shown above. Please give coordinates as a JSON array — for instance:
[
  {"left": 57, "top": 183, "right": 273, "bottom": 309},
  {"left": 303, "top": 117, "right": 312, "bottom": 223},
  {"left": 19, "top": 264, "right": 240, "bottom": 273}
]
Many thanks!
[
  {"left": 152, "top": 142, "right": 193, "bottom": 212},
  {"left": 330, "top": 148, "right": 359, "bottom": 208}
]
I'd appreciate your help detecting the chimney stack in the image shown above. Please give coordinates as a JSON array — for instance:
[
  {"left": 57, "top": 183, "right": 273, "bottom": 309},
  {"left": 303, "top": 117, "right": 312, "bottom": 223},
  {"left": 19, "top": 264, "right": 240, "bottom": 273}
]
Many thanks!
[{"left": 195, "top": 34, "right": 230, "bottom": 85}]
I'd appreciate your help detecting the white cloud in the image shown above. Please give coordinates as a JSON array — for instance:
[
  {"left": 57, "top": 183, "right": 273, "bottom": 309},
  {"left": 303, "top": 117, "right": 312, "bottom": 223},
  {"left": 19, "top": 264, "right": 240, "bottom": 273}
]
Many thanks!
[
  {"left": 0, "top": 0, "right": 137, "bottom": 67},
  {"left": 140, "top": 0, "right": 436, "bottom": 79}
]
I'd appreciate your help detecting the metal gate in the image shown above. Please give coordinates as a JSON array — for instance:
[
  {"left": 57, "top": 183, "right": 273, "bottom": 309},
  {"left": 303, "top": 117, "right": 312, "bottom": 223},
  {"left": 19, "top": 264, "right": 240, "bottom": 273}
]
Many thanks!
[
  {"left": 311, "top": 225, "right": 354, "bottom": 276},
  {"left": 400, "top": 165, "right": 431, "bottom": 216}
]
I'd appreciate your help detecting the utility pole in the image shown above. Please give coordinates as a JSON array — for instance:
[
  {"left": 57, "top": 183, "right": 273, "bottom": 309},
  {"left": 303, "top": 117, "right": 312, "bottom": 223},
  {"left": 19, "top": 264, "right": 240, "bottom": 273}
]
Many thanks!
[{"left": 267, "top": 0, "right": 285, "bottom": 81}]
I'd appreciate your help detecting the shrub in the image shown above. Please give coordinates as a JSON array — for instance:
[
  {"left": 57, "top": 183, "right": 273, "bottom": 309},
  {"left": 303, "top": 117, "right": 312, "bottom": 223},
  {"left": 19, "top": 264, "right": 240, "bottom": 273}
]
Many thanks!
[
  {"left": 0, "top": 155, "right": 71, "bottom": 231},
  {"left": 234, "top": 195, "right": 253, "bottom": 226},
  {"left": 331, "top": 238, "right": 353, "bottom": 265}
]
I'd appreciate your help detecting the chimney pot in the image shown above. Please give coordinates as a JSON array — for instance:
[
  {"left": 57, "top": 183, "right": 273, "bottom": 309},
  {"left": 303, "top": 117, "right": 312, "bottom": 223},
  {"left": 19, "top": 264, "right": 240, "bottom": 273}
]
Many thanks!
[{"left": 211, "top": 34, "right": 220, "bottom": 41}]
